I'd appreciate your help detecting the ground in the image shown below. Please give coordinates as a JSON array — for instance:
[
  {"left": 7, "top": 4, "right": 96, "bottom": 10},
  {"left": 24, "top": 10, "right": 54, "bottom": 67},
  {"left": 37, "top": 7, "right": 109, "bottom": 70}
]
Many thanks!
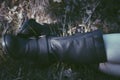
[{"left": 0, "top": 0, "right": 120, "bottom": 80}]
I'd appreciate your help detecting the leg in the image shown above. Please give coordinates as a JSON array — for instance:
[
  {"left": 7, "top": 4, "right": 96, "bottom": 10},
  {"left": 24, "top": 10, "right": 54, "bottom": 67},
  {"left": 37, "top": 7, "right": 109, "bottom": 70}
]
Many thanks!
[
  {"left": 99, "top": 62, "right": 120, "bottom": 76},
  {"left": 103, "top": 34, "right": 120, "bottom": 63},
  {"left": 99, "top": 34, "right": 120, "bottom": 76}
]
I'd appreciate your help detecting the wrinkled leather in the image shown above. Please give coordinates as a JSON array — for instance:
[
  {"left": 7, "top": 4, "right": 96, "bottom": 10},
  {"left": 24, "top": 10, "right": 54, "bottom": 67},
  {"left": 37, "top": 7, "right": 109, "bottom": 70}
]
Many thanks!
[
  {"left": 49, "top": 30, "right": 107, "bottom": 64},
  {"left": 2, "top": 34, "right": 50, "bottom": 66},
  {"left": 17, "top": 19, "right": 52, "bottom": 37},
  {"left": 2, "top": 30, "right": 107, "bottom": 66},
  {"left": 17, "top": 19, "right": 62, "bottom": 38}
]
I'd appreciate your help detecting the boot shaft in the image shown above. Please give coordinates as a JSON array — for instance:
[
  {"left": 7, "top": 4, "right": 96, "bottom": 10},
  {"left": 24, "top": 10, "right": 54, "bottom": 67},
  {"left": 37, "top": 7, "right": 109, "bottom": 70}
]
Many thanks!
[
  {"left": 2, "top": 30, "right": 107, "bottom": 66},
  {"left": 49, "top": 30, "right": 107, "bottom": 64}
]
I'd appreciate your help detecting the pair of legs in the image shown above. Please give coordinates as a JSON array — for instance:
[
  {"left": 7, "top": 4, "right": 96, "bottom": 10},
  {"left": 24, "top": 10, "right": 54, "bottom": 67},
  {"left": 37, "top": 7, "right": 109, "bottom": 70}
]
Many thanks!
[
  {"left": 99, "top": 34, "right": 120, "bottom": 76},
  {"left": 8, "top": 18, "right": 120, "bottom": 76}
]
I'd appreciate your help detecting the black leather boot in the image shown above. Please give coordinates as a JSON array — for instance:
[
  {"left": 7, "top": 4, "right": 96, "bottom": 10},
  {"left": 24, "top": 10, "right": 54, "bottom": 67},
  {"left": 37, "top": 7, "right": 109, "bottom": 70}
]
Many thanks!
[
  {"left": 17, "top": 19, "right": 62, "bottom": 38},
  {"left": 2, "top": 30, "right": 107, "bottom": 66}
]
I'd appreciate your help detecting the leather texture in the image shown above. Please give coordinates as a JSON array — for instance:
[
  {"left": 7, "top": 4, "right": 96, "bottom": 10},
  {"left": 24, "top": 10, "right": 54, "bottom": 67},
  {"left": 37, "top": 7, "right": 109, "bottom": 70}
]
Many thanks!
[
  {"left": 2, "top": 30, "right": 107, "bottom": 66},
  {"left": 2, "top": 34, "right": 50, "bottom": 66},
  {"left": 49, "top": 30, "right": 107, "bottom": 64},
  {"left": 17, "top": 19, "right": 62, "bottom": 38}
]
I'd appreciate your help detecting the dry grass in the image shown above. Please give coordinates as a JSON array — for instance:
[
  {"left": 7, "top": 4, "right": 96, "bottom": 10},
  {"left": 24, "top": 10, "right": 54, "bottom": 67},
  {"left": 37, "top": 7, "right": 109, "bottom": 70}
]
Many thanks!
[{"left": 0, "top": 0, "right": 120, "bottom": 80}]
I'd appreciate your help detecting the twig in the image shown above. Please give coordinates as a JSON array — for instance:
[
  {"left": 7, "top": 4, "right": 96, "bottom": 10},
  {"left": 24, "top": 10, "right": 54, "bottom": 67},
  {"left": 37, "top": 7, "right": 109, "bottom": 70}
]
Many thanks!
[
  {"left": 84, "top": 0, "right": 101, "bottom": 24},
  {"left": 58, "top": 64, "right": 64, "bottom": 80}
]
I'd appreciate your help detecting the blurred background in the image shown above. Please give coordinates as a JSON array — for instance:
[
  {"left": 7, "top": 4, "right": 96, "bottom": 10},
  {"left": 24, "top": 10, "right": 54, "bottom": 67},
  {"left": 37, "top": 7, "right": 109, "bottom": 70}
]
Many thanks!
[{"left": 0, "top": 0, "right": 120, "bottom": 80}]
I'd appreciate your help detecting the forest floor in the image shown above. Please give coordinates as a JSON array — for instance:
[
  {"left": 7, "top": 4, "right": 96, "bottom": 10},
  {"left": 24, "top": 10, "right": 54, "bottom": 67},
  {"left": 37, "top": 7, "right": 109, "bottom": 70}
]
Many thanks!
[{"left": 0, "top": 0, "right": 120, "bottom": 80}]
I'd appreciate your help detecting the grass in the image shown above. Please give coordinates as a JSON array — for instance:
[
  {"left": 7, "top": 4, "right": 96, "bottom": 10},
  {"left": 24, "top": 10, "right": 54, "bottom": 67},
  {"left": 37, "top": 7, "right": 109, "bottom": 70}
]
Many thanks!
[{"left": 0, "top": 0, "right": 120, "bottom": 80}]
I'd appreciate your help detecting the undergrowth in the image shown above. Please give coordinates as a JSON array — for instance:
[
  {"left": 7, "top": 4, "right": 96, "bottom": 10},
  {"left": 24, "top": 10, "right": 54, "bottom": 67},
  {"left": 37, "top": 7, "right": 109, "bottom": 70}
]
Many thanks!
[{"left": 0, "top": 0, "right": 120, "bottom": 80}]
